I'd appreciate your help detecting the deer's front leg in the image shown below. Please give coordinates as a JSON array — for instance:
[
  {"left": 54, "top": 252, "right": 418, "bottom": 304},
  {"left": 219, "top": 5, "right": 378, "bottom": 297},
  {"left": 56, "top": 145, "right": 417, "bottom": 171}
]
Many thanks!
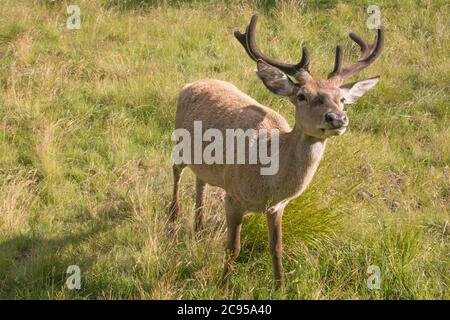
[
  {"left": 266, "top": 206, "right": 284, "bottom": 289},
  {"left": 222, "top": 194, "right": 243, "bottom": 287}
]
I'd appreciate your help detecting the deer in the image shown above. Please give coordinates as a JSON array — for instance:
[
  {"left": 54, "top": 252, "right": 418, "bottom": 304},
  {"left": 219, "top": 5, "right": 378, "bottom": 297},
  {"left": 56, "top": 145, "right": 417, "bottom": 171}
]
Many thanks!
[{"left": 169, "top": 14, "right": 384, "bottom": 288}]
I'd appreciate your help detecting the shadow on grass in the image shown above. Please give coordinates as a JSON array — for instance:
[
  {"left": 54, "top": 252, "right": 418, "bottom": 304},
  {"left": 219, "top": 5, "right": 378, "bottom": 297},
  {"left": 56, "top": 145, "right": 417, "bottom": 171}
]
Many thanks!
[{"left": 0, "top": 221, "right": 118, "bottom": 299}]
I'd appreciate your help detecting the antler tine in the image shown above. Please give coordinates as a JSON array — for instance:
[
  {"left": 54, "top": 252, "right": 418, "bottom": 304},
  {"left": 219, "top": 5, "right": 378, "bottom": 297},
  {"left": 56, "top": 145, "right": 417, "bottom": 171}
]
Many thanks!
[
  {"left": 328, "top": 45, "right": 343, "bottom": 79},
  {"left": 349, "top": 32, "right": 371, "bottom": 60},
  {"left": 234, "top": 27, "right": 257, "bottom": 61},
  {"left": 234, "top": 14, "right": 310, "bottom": 77},
  {"left": 328, "top": 26, "right": 384, "bottom": 81}
]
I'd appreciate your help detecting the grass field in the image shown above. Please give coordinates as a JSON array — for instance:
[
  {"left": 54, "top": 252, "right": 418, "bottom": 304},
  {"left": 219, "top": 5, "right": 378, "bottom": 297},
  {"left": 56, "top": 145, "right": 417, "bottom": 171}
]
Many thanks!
[{"left": 0, "top": 0, "right": 448, "bottom": 299}]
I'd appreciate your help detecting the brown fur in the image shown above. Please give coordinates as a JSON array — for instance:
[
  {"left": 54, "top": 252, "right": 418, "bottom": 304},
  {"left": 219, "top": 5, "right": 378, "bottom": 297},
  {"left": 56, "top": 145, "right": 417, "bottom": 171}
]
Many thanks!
[
  {"left": 169, "top": 78, "right": 345, "bottom": 288},
  {"left": 169, "top": 15, "right": 384, "bottom": 288},
  {"left": 170, "top": 60, "right": 380, "bottom": 287}
]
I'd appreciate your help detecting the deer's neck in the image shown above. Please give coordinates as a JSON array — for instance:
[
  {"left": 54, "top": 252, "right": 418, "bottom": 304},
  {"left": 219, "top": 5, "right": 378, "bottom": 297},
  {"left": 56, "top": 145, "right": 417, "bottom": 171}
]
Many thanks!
[{"left": 277, "top": 127, "right": 326, "bottom": 197}]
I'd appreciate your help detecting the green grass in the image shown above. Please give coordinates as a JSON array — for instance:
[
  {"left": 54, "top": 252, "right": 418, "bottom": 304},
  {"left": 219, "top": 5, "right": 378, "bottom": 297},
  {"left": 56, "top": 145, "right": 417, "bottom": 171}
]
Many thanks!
[{"left": 0, "top": 0, "right": 448, "bottom": 299}]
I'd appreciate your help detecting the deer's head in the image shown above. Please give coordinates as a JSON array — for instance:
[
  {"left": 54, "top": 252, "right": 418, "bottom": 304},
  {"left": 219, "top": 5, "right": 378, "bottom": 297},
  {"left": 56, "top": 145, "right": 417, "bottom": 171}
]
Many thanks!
[{"left": 235, "top": 15, "right": 384, "bottom": 139}]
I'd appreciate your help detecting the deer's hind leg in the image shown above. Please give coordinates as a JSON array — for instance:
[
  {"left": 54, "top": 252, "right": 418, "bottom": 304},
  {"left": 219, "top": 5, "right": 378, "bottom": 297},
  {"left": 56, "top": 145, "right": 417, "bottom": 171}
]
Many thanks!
[
  {"left": 168, "top": 164, "right": 185, "bottom": 222},
  {"left": 194, "top": 177, "right": 207, "bottom": 233}
]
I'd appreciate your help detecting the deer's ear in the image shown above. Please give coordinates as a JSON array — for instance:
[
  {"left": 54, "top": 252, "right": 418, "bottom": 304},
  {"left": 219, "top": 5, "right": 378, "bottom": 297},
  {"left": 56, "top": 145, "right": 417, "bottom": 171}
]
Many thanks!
[
  {"left": 339, "top": 76, "right": 380, "bottom": 104},
  {"left": 256, "top": 61, "right": 296, "bottom": 96}
]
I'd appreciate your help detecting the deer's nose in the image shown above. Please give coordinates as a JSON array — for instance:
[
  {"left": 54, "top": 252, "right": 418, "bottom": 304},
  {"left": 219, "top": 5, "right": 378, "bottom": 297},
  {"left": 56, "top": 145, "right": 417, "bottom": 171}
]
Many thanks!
[{"left": 324, "top": 112, "right": 348, "bottom": 128}]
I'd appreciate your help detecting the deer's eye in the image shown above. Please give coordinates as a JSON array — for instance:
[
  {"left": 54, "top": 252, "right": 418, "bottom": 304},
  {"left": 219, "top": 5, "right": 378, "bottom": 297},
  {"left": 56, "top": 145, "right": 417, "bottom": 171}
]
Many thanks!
[
  {"left": 297, "top": 93, "right": 307, "bottom": 102},
  {"left": 340, "top": 97, "right": 346, "bottom": 104}
]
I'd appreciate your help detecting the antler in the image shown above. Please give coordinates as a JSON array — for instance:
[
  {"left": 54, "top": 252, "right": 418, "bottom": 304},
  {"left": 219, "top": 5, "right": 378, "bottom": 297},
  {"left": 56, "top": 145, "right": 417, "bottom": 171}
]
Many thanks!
[
  {"left": 328, "top": 27, "right": 384, "bottom": 81},
  {"left": 234, "top": 14, "right": 310, "bottom": 78}
]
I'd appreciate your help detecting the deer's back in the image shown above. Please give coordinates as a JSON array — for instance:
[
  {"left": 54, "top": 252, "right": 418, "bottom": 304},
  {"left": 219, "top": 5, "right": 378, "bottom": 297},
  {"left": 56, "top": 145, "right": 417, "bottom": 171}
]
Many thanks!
[
  {"left": 174, "top": 79, "right": 290, "bottom": 194},
  {"left": 176, "top": 79, "right": 290, "bottom": 133}
]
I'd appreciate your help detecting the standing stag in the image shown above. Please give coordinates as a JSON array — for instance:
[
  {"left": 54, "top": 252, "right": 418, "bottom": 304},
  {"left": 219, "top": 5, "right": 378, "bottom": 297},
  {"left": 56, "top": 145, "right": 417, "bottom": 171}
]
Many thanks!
[{"left": 169, "top": 15, "right": 384, "bottom": 288}]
